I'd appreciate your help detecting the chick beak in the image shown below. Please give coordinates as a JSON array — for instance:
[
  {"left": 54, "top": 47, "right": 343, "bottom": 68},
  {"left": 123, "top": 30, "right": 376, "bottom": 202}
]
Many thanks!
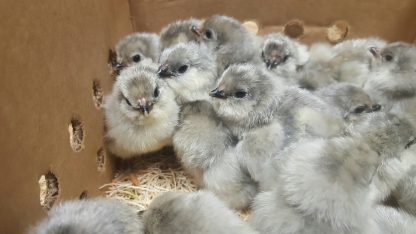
[
  {"left": 209, "top": 88, "right": 227, "bottom": 99},
  {"left": 405, "top": 137, "right": 416, "bottom": 149},
  {"left": 115, "top": 63, "right": 126, "bottom": 73},
  {"left": 265, "top": 57, "right": 281, "bottom": 69},
  {"left": 157, "top": 64, "right": 174, "bottom": 78},
  {"left": 190, "top": 25, "right": 203, "bottom": 37},
  {"left": 371, "top": 104, "right": 382, "bottom": 112},
  {"left": 369, "top": 47, "right": 381, "bottom": 58},
  {"left": 138, "top": 98, "right": 152, "bottom": 115},
  {"left": 137, "top": 210, "right": 145, "bottom": 217}
]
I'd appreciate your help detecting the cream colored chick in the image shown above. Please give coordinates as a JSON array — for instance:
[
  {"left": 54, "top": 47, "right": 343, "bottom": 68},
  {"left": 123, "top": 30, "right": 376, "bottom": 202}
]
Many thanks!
[{"left": 104, "top": 65, "right": 179, "bottom": 158}]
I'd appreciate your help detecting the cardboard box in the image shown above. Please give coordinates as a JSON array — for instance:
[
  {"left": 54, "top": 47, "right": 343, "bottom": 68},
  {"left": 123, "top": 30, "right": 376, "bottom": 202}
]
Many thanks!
[
  {"left": 0, "top": 0, "right": 132, "bottom": 233},
  {"left": 130, "top": 0, "right": 416, "bottom": 43},
  {"left": 1, "top": 0, "right": 415, "bottom": 233}
]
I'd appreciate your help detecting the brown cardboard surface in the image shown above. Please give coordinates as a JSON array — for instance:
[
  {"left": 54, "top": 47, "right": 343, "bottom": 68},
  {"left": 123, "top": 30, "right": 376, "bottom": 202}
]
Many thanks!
[
  {"left": 1, "top": 0, "right": 416, "bottom": 233},
  {"left": 129, "top": 0, "right": 416, "bottom": 43},
  {"left": 0, "top": 0, "right": 132, "bottom": 233}
]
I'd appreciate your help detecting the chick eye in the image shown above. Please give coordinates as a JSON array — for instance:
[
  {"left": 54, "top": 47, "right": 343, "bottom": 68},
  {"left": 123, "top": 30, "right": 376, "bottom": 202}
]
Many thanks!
[
  {"left": 205, "top": 30, "right": 213, "bottom": 39},
  {"left": 132, "top": 54, "right": 141, "bottom": 63},
  {"left": 154, "top": 87, "right": 160, "bottom": 98},
  {"left": 282, "top": 55, "right": 290, "bottom": 63},
  {"left": 124, "top": 97, "right": 132, "bottom": 106},
  {"left": 405, "top": 137, "right": 416, "bottom": 149},
  {"left": 234, "top": 90, "right": 247, "bottom": 98},
  {"left": 384, "top": 54, "right": 393, "bottom": 62},
  {"left": 261, "top": 51, "right": 265, "bottom": 59},
  {"left": 178, "top": 65, "right": 189, "bottom": 74},
  {"left": 353, "top": 105, "right": 367, "bottom": 114}
]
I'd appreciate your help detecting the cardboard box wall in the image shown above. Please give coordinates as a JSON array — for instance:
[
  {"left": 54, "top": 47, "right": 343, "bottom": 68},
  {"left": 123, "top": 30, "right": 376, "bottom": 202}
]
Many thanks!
[
  {"left": 130, "top": 0, "right": 416, "bottom": 43},
  {"left": 0, "top": 0, "right": 132, "bottom": 233},
  {"left": 1, "top": 0, "right": 416, "bottom": 233}
]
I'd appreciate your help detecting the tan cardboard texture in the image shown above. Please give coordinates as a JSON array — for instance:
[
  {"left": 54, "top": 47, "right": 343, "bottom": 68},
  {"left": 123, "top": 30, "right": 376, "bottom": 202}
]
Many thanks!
[
  {"left": 0, "top": 0, "right": 132, "bottom": 233},
  {"left": 2, "top": 0, "right": 416, "bottom": 233},
  {"left": 129, "top": 0, "right": 416, "bottom": 43}
]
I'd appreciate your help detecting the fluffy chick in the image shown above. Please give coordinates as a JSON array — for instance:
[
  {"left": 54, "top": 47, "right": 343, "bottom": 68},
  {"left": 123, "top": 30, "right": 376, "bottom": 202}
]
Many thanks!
[
  {"left": 163, "top": 47, "right": 257, "bottom": 209},
  {"left": 394, "top": 161, "right": 416, "bottom": 216},
  {"left": 364, "top": 42, "right": 416, "bottom": 109},
  {"left": 374, "top": 206, "right": 416, "bottom": 234},
  {"left": 250, "top": 112, "right": 416, "bottom": 234},
  {"left": 331, "top": 37, "right": 387, "bottom": 86},
  {"left": 157, "top": 42, "right": 217, "bottom": 104},
  {"left": 115, "top": 33, "right": 160, "bottom": 71},
  {"left": 211, "top": 64, "right": 342, "bottom": 191},
  {"left": 210, "top": 64, "right": 284, "bottom": 187},
  {"left": 192, "top": 15, "right": 259, "bottom": 73},
  {"left": 260, "top": 32, "right": 309, "bottom": 84},
  {"left": 210, "top": 64, "right": 282, "bottom": 138},
  {"left": 298, "top": 38, "right": 386, "bottom": 90},
  {"left": 174, "top": 100, "right": 257, "bottom": 209},
  {"left": 297, "top": 43, "right": 337, "bottom": 90},
  {"left": 103, "top": 65, "right": 179, "bottom": 158},
  {"left": 29, "top": 198, "right": 143, "bottom": 234},
  {"left": 159, "top": 18, "right": 201, "bottom": 51},
  {"left": 315, "top": 82, "right": 381, "bottom": 119},
  {"left": 142, "top": 191, "right": 258, "bottom": 234}
]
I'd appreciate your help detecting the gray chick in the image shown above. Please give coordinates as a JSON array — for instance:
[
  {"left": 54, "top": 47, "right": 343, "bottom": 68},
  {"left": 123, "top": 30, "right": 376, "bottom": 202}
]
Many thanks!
[
  {"left": 315, "top": 82, "right": 381, "bottom": 119},
  {"left": 173, "top": 100, "right": 257, "bottom": 210},
  {"left": 364, "top": 42, "right": 416, "bottom": 109},
  {"left": 365, "top": 100, "right": 416, "bottom": 205},
  {"left": 250, "top": 112, "right": 416, "bottom": 234},
  {"left": 374, "top": 206, "right": 416, "bottom": 234},
  {"left": 298, "top": 38, "right": 386, "bottom": 90},
  {"left": 191, "top": 15, "right": 260, "bottom": 73},
  {"left": 142, "top": 191, "right": 258, "bottom": 234},
  {"left": 210, "top": 63, "right": 282, "bottom": 138},
  {"left": 297, "top": 42, "right": 337, "bottom": 90},
  {"left": 157, "top": 42, "right": 217, "bottom": 104},
  {"left": 103, "top": 64, "right": 179, "bottom": 158},
  {"left": 260, "top": 32, "right": 309, "bottom": 85},
  {"left": 115, "top": 33, "right": 160, "bottom": 73},
  {"left": 394, "top": 161, "right": 416, "bottom": 216},
  {"left": 331, "top": 37, "right": 387, "bottom": 86},
  {"left": 210, "top": 64, "right": 285, "bottom": 187},
  {"left": 210, "top": 64, "right": 343, "bottom": 191},
  {"left": 29, "top": 198, "right": 144, "bottom": 234},
  {"left": 160, "top": 44, "right": 257, "bottom": 209},
  {"left": 159, "top": 18, "right": 201, "bottom": 51}
]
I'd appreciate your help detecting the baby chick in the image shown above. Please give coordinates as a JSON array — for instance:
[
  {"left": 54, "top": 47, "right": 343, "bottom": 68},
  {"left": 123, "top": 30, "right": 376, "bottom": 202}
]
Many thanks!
[
  {"left": 260, "top": 32, "right": 309, "bottom": 84},
  {"left": 158, "top": 39, "right": 253, "bottom": 208},
  {"left": 157, "top": 42, "right": 217, "bottom": 104},
  {"left": 210, "top": 63, "right": 282, "bottom": 138},
  {"left": 160, "top": 44, "right": 256, "bottom": 209},
  {"left": 315, "top": 82, "right": 381, "bottom": 119},
  {"left": 159, "top": 18, "right": 201, "bottom": 51},
  {"left": 191, "top": 15, "right": 259, "bottom": 73},
  {"left": 173, "top": 100, "right": 257, "bottom": 209},
  {"left": 331, "top": 37, "right": 387, "bottom": 86},
  {"left": 364, "top": 42, "right": 416, "bottom": 109},
  {"left": 298, "top": 38, "right": 386, "bottom": 90},
  {"left": 103, "top": 65, "right": 179, "bottom": 158},
  {"left": 250, "top": 112, "right": 416, "bottom": 234},
  {"left": 394, "top": 163, "right": 416, "bottom": 216},
  {"left": 366, "top": 101, "right": 416, "bottom": 204},
  {"left": 297, "top": 42, "right": 337, "bottom": 90},
  {"left": 29, "top": 198, "right": 143, "bottom": 234},
  {"left": 210, "top": 64, "right": 284, "bottom": 186},
  {"left": 374, "top": 206, "right": 416, "bottom": 234},
  {"left": 115, "top": 33, "right": 160, "bottom": 72},
  {"left": 142, "top": 191, "right": 258, "bottom": 234},
  {"left": 210, "top": 64, "right": 342, "bottom": 191}
]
